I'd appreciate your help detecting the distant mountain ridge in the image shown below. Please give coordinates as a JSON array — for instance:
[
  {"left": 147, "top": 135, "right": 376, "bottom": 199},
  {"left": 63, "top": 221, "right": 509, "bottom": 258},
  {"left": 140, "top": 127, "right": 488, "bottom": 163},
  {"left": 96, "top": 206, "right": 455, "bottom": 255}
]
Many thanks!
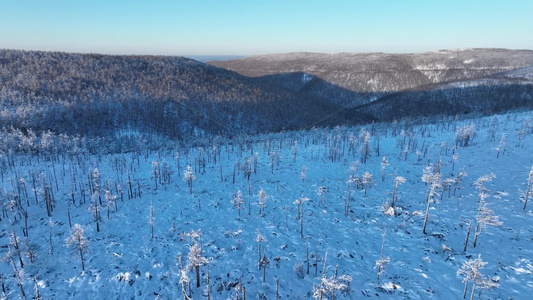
[{"left": 209, "top": 48, "right": 533, "bottom": 108}]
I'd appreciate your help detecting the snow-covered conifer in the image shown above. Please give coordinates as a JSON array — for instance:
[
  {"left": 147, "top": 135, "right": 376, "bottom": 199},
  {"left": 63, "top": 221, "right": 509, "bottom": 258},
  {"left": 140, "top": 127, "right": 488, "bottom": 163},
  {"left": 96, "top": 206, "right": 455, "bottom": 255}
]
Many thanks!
[
  {"left": 381, "top": 157, "right": 388, "bottom": 181},
  {"left": 454, "top": 167, "right": 468, "bottom": 196},
  {"left": 104, "top": 189, "right": 117, "bottom": 219},
  {"left": 256, "top": 229, "right": 266, "bottom": 269},
  {"left": 151, "top": 160, "right": 160, "bottom": 190},
  {"left": 300, "top": 166, "right": 307, "bottom": 182},
  {"left": 187, "top": 242, "right": 208, "bottom": 288},
  {"left": 375, "top": 230, "right": 389, "bottom": 279},
  {"left": 65, "top": 224, "right": 89, "bottom": 271},
  {"left": 422, "top": 166, "right": 441, "bottom": 234},
  {"left": 494, "top": 133, "right": 506, "bottom": 158},
  {"left": 149, "top": 200, "right": 155, "bottom": 239},
  {"left": 362, "top": 171, "right": 375, "bottom": 196},
  {"left": 257, "top": 188, "right": 268, "bottom": 215},
  {"left": 183, "top": 166, "right": 195, "bottom": 194},
  {"left": 317, "top": 186, "right": 328, "bottom": 209},
  {"left": 391, "top": 174, "right": 406, "bottom": 207},
  {"left": 473, "top": 202, "right": 501, "bottom": 248},
  {"left": 457, "top": 254, "right": 496, "bottom": 299},
  {"left": 231, "top": 190, "right": 244, "bottom": 217},
  {"left": 359, "top": 128, "right": 371, "bottom": 164}
]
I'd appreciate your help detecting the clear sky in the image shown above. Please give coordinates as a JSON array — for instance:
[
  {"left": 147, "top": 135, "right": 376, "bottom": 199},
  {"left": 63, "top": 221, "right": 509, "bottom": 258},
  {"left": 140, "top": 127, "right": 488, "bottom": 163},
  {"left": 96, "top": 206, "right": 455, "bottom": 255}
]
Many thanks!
[{"left": 1, "top": 0, "right": 532, "bottom": 56}]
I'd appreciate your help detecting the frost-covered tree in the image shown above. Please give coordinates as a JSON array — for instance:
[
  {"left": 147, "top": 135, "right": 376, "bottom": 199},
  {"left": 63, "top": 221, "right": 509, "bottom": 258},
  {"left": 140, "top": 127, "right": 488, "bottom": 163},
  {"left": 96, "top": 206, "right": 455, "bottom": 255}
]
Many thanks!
[
  {"left": 149, "top": 200, "right": 155, "bottom": 239},
  {"left": 422, "top": 166, "right": 441, "bottom": 234},
  {"left": 473, "top": 203, "right": 501, "bottom": 248},
  {"left": 317, "top": 186, "right": 328, "bottom": 209},
  {"left": 178, "top": 269, "right": 191, "bottom": 300},
  {"left": 257, "top": 188, "right": 268, "bottom": 215},
  {"left": 300, "top": 166, "right": 307, "bottom": 182},
  {"left": 472, "top": 174, "right": 501, "bottom": 248},
  {"left": 494, "top": 133, "right": 506, "bottom": 158},
  {"left": 375, "top": 230, "right": 389, "bottom": 280},
  {"left": 455, "top": 124, "right": 476, "bottom": 147},
  {"left": 454, "top": 167, "right": 468, "bottom": 196},
  {"left": 294, "top": 197, "right": 310, "bottom": 238},
  {"left": 345, "top": 175, "right": 358, "bottom": 216},
  {"left": 522, "top": 165, "right": 533, "bottom": 210},
  {"left": 187, "top": 242, "right": 208, "bottom": 288},
  {"left": 457, "top": 254, "right": 497, "bottom": 299},
  {"left": 256, "top": 229, "right": 266, "bottom": 269},
  {"left": 104, "top": 189, "right": 117, "bottom": 219},
  {"left": 183, "top": 166, "right": 196, "bottom": 194},
  {"left": 391, "top": 174, "right": 406, "bottom": 207},
  {"left": 359, "top": 128, "right": 371, "bottom": 164},
  {"left": 231, "top": 190, "right": 244, "bottom": 217},
  {"left": 65, "top": 224, "right": 89, "bottom": 271},
  {"left": 151, "top": 160, "right": 160, "bottom": 190},
  {"left": 362, "top": 171, "right": 375, "bottom": 196},
  {"left": 381, "top": 157, "right": 388, "bottom": 181}
]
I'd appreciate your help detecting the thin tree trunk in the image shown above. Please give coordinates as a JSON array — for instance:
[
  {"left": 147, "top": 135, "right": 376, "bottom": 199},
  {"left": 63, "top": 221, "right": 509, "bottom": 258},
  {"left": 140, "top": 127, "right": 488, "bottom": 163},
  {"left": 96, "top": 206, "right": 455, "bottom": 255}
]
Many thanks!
[
  {"left": 423, "top": 196, "right": 431, "bottom": 234},
  {"left": 195, "top": 265, "right": 200, "bottom": 288},
  {"left": 79, "top": 246, "right": 85, "bottom": 271},
  {"left": 463, "top": 223, "right": 471, "bottom": 252}
]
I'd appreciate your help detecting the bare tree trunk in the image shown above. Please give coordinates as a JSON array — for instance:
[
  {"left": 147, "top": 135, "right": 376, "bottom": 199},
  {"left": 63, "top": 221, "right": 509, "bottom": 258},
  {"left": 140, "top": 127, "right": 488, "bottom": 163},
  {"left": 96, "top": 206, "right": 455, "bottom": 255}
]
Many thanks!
[
  {"left": 195, "top": 265, "right": 200, "bottom": 288},
  {"left": 206, "top": 264, "right": 211, "bottom": 300},
  {"left": 79, "top": 246, "right": 85, "bottom": 271},
  {"left": 423, "top": 197, "right": 430, "bottom": 234},
  {"left": 463, "top": 223, "right": 471, "bottom": 252},
  {"left": 469, "top": 280, "right": 476, "bottom": 300}
]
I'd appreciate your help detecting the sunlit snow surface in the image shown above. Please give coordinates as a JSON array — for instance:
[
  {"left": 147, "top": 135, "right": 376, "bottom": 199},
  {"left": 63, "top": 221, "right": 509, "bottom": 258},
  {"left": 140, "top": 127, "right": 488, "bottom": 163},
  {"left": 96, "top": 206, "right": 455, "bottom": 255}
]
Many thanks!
[{"left": 1, "top": 111, "right": 533, "bottom": 299}]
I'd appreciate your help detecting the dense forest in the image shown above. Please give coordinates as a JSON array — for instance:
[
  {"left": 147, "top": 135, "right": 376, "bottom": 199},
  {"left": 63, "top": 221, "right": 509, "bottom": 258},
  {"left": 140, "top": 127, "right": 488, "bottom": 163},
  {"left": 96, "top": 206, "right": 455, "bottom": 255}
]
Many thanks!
[
  {"left": 1, "top": 49, "right": 532, "bottom": 156},
  {"left": 0, "top": 49, "right": 361, "bottom": 154}
]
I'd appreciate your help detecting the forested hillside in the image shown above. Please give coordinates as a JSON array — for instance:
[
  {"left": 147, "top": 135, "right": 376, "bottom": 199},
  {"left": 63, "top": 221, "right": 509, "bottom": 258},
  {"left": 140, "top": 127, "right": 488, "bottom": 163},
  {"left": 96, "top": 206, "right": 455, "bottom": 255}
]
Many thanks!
[
  {"left": 210, "top": 49, "right": 533, "bottom": 109},
  {"left": 0, "top": 49, "right": 360, "bottom": 154}
]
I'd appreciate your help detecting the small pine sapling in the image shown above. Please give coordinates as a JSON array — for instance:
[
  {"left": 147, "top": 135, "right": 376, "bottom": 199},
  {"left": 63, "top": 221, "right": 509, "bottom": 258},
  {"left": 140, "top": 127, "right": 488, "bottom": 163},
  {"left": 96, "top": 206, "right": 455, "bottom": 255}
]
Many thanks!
[{"left": 300, "top": 166, "right": 307, "bottom": 182}]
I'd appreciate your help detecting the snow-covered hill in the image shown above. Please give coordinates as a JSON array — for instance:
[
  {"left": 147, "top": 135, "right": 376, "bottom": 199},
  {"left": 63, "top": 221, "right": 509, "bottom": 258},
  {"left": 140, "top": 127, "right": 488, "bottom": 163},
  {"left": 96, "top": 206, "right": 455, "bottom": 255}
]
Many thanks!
[
  {"left": 210, "top": 49, "right": 533, "bottom": 108},
  {"left": 1, "top": 110, "right": 532, "bottom": 299}
]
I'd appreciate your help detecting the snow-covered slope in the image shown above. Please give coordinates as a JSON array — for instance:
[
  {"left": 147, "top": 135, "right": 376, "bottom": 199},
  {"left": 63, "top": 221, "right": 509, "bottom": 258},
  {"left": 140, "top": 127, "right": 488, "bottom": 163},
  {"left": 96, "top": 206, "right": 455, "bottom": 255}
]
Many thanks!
[
  {"left": 210, "top": 49, "right": 533, "bottom": 108},
  {"left": 1, "top": 110, "right": 533, "bottom": 299}
]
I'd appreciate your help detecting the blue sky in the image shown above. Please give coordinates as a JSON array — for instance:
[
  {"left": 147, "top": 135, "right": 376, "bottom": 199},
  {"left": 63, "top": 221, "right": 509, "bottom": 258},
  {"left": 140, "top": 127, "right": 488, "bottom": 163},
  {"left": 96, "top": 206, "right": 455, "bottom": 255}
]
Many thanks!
[{"left": 1, "top": 0, "right": 532, "bottom": 56}]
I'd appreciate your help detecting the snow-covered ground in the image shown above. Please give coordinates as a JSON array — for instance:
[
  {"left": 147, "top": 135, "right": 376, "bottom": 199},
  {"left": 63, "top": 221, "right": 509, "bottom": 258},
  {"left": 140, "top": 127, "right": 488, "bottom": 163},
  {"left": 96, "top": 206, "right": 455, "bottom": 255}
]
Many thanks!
[{"left": 1, "top": 111, "right": 533, "bottom": 299}]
